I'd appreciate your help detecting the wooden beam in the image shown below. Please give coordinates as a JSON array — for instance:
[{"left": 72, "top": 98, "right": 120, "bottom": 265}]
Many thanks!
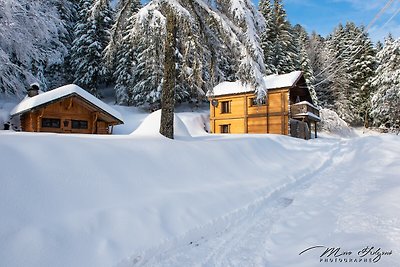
[
  {"left": 92, "top": 112, "right": 98, "bottom": 134},
  {"left": 37, "top": 109, "right": 44, "bottom": 132},
  {"left": 244, "top": 96, "right": 248, "bottom": 133},
  {"left": 315, "top": 121, "right": 318, "bottom": 138},
  {"left": 281, "top": 92, "right": 285, "bottom": 134},
  {"left": 266, "top": 96, "right": 269, "bottom": 133},
  {"left": 29, "top": 113, "right": 34, "bottom": 132},
  {"left": 67, "top": 97, "right": 73, "bottom": 110}
]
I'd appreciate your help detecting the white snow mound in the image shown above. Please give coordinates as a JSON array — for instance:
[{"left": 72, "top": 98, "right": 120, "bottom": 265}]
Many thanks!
[
  {"left": 319, "top": 108, "right": 356, "bottom": 137},
  {"left": 131, "top": 110, "right": 191, "bottom": 138}
]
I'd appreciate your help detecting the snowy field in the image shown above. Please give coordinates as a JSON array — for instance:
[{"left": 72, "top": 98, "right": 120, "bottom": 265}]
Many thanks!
[{"left": 0, "top": 102, "right": 399, "bottom": 267}]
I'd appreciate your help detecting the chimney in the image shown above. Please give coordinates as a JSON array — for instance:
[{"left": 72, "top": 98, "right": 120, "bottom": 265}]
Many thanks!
[{"left": 27, "top": 83, "right": 40, "bottom": 97}]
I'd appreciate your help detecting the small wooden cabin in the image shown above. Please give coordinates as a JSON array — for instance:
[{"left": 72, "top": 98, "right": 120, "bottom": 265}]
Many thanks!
[
  {"left": 209, "top": 71, "right": 320, "bottom": 139},
  {"left": 10, "top": 84, "right": 123, "bottom": 134}
]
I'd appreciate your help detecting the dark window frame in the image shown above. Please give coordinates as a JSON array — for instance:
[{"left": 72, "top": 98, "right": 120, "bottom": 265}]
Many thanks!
[
  {"left": 41, "top": 118, "right": 61, "bottom": 128},
  {"left": 250, "top": 97, "right": 266, "bottom": 107},
  {"left": 221, "top": 101, "right": 231, "bottom": 114},
  {"left": 220, "top": 124, "right": 230, "bottom": 133},
  {"left": 71, "top": 120, "right": 88, "bottom": 129}
]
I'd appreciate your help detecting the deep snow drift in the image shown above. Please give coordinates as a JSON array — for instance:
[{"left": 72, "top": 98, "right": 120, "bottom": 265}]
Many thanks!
[{"left": 0, "top": 107, "right": 399, "bottom": 267}]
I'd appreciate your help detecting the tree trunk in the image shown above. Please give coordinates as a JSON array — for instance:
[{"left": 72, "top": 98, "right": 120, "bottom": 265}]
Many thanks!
[
  {"left": 160, "top": 11, "right": 177, "bottom": 139},
  {"left": 364, "top": 109, "right": 369, "bottom": 129}
]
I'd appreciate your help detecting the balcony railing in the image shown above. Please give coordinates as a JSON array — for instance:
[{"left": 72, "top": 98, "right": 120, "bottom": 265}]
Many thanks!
[{"left": 290, "top": 101, "right": 320, "bottom": 121}]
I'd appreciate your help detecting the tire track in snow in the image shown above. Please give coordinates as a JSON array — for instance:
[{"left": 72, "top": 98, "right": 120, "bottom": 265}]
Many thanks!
[{"left": 117, "top": 140, "right": 345, "bottom": 267}]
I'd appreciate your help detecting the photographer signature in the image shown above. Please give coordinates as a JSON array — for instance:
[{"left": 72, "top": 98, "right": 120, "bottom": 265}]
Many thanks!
[{"left": 299, "top": 245, "right": 392, "bottom": 263}]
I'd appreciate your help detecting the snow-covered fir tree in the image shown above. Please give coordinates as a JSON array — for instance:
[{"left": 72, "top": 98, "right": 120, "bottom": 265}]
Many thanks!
[
  {"left": 323, "top": 24, "right": 354, "bottom": 122},
  {"left": 221, "top": 0, "right": 266, "bottom": 97},
  {"left": 0, "top": 0, "right": 67, "bottom": 96},
  {"left": 174, "top": 21, "right": 205, "bottom": 105},
  {"left": 318, "top": 22, "right": 376, "bottom": 125},
  {"left": 106, "top": 0, "right": 267, "bottom": 108},
  {"left": 292, "top": 24, "right": 318, "bottom": 105},
  {"left": 343, "top": 22, "right": 376, "bottom": 125},
  {"left": 270, "top": 0, "right": 297, "bottom": 74},
  {"left": 370, "top": 35, "right": 400, "bottom": 132},
  {"left": 259, "top": 0, "right": 275, "bottom": 74},
  {"left": 350, "top": 24, "right": 375, "bottom": 125},
  {"left": 309, "top": 32, "right": 332, "bottom": 107},
  {"left": 108, "top": 0, "right": 142, "bottom": 105},
  {"left": 375, "top": 41, "right": 383, "bottom": 52},
  {"left": 1, "top": 0, "right": 394, "bottom": 128},
  {"left": 313, "top": 28, "right": 339, "bottom": 110},
  {"left": 128, "top": 10, "right": 166, "bottom": 108},
  {"left": 70, "top": 0, "right": 114, "bottom": 96},
  {"left": 46, "top": 0, "right": 79, "bottom": 88}
]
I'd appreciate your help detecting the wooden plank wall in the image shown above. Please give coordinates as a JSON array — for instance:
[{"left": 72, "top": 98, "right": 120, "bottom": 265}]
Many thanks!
[
  {"left": 267, "top": 90, "right": 289, "bottom": 135},
  {"left": 210, "top": 94, "right": 247, "bottom": 133},
  {"left": 20, "top": 96, "right": 112, "bottom": 134},
  {"left": 210, "top": 89, "right": 289, "bottom": 135}
]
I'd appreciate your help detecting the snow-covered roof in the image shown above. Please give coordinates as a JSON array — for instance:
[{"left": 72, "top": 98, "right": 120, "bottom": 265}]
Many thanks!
[
  {"left": 292, "top": 101, "right": 319, "bottom": 110},
  {"left": 10, "top": 84, "right": 123, "bottom": 123},
  {"left": 212, "top": 71, "right": 303, "bottom": 97},
  {"left": 263, "top": 71, "right": 302, "bottom": 90},
  {"left": 293, "top": 112, "right": 321, "bottom": 121},
  {"left": 212, "top": 81, "right": 255, "bottom": 97}
]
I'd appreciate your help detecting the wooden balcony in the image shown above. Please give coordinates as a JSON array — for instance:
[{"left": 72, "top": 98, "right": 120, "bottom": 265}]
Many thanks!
[{"left": 290, "top": 101, "right": 320, "bottom": 121}]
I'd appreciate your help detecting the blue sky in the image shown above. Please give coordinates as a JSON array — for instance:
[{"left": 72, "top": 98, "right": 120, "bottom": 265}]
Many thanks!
[
  {"left": 136, "top": 0, "right": 400, "bottom": 42},
  {"left": 256, "top": 0, "right": 400, "bottom": 42}
]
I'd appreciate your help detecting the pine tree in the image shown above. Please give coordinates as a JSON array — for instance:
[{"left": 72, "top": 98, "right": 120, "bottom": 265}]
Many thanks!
[
  {"left": 375, "top": 41, "right": 383, "bottom": 52},
  {"left": 70, "top": 0, "right": 114, "bottom": 96},
  {"left": 349, "top": 27, "right": 377, "bottom": 125},
  {"left": 111, "top": 0, "right": 142, "bottom": 105},
  {"left": 270, "top": 0, "right": 297, "bottom": 74},
  {"left": 219, "top": 0, "right": 267, "bottom": 97},
  {"left": 114, "top": 34, "right": 136, "bottom": 105},
  {"left": 309, "top": 32, "right": 331, "bottom": 108},
  {"left": 319, "top": 22, "right": 376, "bottom": 125},
  {"left": 105, "top": 0, "right": 267, "bottom": 107},
  {"left": 0, "top": 0, "right": 67, "bottom": 96},
  {"left": 343, "top": 22, "right": 376, "bottom": 126},
  {"left": 370, "top": 35, "right": 400, "bottom": 132},
  {"left": 129, "top": 10, "right": 165, "bottom": 109},
  {"left": 173, "top": 14, "right": 210, "bottom": 105},
  {"left": 46, "top": 0, "right": 79, "bottom": 88},
  {"left": 323, "top": 24, "right": 354, "bottom": 122},
  {"left": 259, "top": 0, "right": 275, "bottom": 74},
  {"left": 293, "top": 25, "right": 318, "bottom": 105}
]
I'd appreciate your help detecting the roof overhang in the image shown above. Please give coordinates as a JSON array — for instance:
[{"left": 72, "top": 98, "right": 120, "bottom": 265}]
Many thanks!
[{"left": 10, "top": 84, "right": 124, "bottom": 124}]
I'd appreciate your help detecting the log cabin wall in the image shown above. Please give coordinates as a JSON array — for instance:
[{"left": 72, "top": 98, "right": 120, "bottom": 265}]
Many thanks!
[
  {"left": 211, "top": 94, "right": 248, "bottom": 134},
  {"left": 210, "top": 89, "right": 289, "bottom": 135},
  {"left": 19, "top": 96, "right": 113, "bottom": 134}
]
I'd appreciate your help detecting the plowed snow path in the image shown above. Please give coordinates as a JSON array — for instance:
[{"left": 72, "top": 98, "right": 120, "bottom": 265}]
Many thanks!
[{"left": 118, "top": 137, "right": 400, "bottom": 267}]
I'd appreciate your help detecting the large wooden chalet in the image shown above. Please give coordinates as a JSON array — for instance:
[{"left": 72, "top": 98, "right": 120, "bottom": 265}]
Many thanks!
[
  {"left": 208, "top": 71, "right": 320, "bottom": 139},
  {"left": 10, "top": 84, "right": 123, "bottom": 134}
]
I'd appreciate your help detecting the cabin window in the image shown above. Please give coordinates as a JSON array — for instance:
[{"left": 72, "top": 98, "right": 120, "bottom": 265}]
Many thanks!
[
  {"left": 250, "top": 97, "right": 266, "bottom": 106},
  {"left": 221, "top": 101, "right": 231, "bottom": 113},
  {"left": 72, "top": 120, "right": 88, "bottom": 129},
  {"left": 220, "top": 124, "right": 230, "bottom": 133},
  {"left": 41, "top": 118, "right": 61, "bottom": 128}
]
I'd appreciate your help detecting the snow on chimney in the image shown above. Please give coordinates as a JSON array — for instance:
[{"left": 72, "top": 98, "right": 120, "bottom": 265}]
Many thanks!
[{"left": 27, "top": 83, "right": 40, "bottom": 97}]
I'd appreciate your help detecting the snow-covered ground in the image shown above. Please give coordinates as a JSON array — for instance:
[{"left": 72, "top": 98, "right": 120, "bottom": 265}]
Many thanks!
[{"left": 0, "top": 101, "right": 399, "bottom": 267}]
